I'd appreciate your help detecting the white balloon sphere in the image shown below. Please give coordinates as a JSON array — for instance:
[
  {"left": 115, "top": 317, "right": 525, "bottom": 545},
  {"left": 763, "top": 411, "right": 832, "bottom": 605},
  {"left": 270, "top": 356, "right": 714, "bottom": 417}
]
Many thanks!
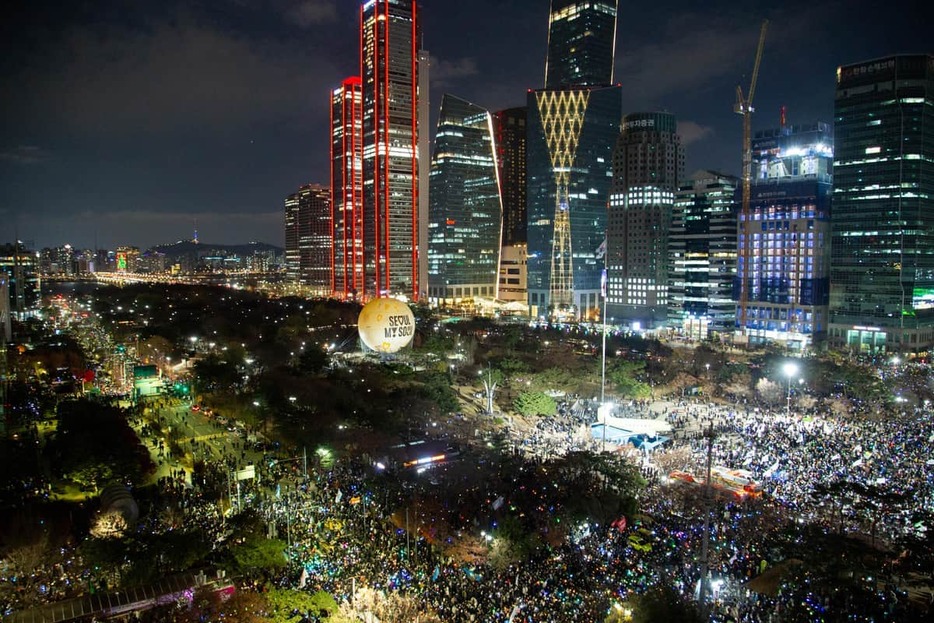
[{"left": 357, "top": 298, "right": 416, "bottom": 354}]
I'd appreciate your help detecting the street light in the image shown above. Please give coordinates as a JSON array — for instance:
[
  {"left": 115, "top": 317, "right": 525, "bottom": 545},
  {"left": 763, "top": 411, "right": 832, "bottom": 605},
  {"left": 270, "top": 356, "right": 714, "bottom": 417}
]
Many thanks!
[{"left": 782, "top": 361, "right": 799, "bottom": 417}]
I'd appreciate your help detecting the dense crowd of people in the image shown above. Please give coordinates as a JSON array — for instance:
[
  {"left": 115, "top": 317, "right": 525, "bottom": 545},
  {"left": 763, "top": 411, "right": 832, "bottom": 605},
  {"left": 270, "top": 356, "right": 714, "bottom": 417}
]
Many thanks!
[{"left": 6, "top": 377, "right": 934, "bottom": 621}]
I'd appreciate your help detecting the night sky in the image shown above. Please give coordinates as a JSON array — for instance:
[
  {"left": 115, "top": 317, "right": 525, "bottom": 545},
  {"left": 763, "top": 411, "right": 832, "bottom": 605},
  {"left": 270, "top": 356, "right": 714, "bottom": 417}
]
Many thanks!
[{"left": 0, "top": 0, "right": 929, "bottom": 251}]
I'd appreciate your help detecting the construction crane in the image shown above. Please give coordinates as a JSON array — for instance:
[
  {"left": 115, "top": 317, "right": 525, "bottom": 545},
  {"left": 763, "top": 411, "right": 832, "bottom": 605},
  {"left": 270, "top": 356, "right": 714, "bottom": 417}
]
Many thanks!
[{"left": 735, "top": 19, "right": 768, "bottom": 344}]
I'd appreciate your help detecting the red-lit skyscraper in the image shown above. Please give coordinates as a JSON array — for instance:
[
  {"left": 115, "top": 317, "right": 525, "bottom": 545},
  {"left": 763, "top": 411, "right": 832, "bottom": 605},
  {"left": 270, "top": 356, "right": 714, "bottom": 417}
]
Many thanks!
[
  {"left": 360, "top": 0, "right": 420, "bottom": 300},
  {"left": 331, "top": 76, "right": 363, "bottom": 301}
]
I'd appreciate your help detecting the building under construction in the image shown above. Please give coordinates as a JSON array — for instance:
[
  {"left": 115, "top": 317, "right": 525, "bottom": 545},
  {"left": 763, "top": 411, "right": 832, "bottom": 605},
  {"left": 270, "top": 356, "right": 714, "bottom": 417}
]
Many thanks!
[{"left": 734, "top": 123, "right": 833, "bottom": 350}]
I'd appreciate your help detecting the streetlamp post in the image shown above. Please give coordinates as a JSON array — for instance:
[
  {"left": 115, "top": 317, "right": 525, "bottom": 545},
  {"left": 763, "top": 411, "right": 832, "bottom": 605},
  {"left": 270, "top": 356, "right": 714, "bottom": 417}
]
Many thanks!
[
  {"left": 783, "top": 361, "right": 799, "bottom": 418},
  {"left": 698, "top": 424, "right": 715, "bottom": 616},
  {"left": 600, "top": 265, "right": 609, "bottom": 451}
]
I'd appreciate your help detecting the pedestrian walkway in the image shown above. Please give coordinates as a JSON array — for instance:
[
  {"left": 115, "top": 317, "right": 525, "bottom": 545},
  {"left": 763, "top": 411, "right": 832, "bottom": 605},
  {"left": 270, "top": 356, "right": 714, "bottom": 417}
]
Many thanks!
[{"left": 7, "top": 572, "right": 210, "bottom": 623}]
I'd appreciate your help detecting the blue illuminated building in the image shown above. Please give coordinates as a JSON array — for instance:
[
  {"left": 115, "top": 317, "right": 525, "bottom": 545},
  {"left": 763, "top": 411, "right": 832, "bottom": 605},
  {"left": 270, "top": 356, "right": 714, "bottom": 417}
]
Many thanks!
[{"left": 735, "top": 123, "right": 833, "bottom": 350}]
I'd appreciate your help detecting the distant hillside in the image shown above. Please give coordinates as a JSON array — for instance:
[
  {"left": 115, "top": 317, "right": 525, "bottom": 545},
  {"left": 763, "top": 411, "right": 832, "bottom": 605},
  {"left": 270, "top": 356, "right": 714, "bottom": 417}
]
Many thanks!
[{"left": 148, "top": 240, "right": 283, "bottom": 257}]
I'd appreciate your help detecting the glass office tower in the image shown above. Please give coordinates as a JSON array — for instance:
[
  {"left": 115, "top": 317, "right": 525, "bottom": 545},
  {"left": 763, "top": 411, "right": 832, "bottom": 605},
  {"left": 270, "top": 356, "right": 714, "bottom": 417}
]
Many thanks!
[
  {"left": 360, "top": 0, "right": 420, "bottom": 300},
  {"left": 829, "top": 54, "right": 934, "bottom": 352},
  {"left": 526, "top": 85, "right": 621, "bottom": 320},
  {"left": 427, "top": 94, "right": 503, "bottom": 304},
  {"left": 526, "top": 0, "right": 619, "bottom": 320},
  {"left": 544, "top": 0, "right": 618, "bottom": 89},
  {"left": 669, "top": 171, "right": 739, "bottom": 338},
  {"left": 0, "top": 242, "right": 40, "bottom": 320}
]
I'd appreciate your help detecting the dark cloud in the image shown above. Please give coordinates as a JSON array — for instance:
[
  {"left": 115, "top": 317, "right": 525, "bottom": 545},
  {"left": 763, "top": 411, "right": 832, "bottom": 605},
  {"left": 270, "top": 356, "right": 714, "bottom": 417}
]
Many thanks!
[
  {"left": 0, "top": 145, "right": 49, "bottom": 165},
  {"left": 221, "top": 0, "right": 340, "bottom": 27},
  {"left": 4, "top": 18, "right": 340, "bottom": 136},
  {"left": 616, "top": 13, "right": 767, "bottom": 105},
  {"left": 284, "top": 0, "right": 339, "bottom": 27},
  {"left": 678, "top": 121, "right": 714, "bottom": 147},
  {"left": 429, "top": 55, "right": 480, "bottom": 88}
]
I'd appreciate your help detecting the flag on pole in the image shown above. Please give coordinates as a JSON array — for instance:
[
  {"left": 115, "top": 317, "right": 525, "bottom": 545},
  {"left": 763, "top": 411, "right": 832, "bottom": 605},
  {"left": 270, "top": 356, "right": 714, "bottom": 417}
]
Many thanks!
[
  {"left": 601, "top": 269, "right": 608, "bottom": 299},
  {"left": 595, "top": 237, "right": 607, "bottom": 259}
]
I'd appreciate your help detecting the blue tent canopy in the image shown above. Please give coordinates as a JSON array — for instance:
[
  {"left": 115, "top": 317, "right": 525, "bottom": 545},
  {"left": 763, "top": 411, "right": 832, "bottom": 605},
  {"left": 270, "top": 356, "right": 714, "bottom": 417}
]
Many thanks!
[{"left": 591, "top": 423, "right": 669, "bottom": 450}]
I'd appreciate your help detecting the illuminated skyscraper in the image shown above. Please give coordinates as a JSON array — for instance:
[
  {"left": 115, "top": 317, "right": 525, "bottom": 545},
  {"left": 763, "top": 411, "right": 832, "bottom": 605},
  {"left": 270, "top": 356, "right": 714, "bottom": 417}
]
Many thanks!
[
  {"left": 545, "top": 0, "right": 618, "bottom": 89},
  {"left": 526, "top": 85, "right": 621, "bottom": 320},
  {"left": 669, "top": 171, "right": 739, "bottom": 338},
  {"left": 285, "top": 184, "right": 332, "bottom": 292},
  {"left": 360, "top": 0, "right": 420, "bottom": 300},
  {"left": 606, "top": 112, "right": 684, "bottom": 328},
  {"left": 331, "top": 76, "right": 363, "bottom": 301},
  {"left": 427, "top": 94, "right": 502, "bottom": 304},
  {"left": 829, "top": 54, "right": 934, "bottom": 352},
  {"left": 493, "top": 107, "right": 527, "bottom": 247},
  {"left": 0, "top": 242, "right": 40, "bottom": 320},
  {"left": 736, "top": 123, "right": 832, "bottom": 349},
  {"left": 41, "top": 244, "right": 78, "bottom": 276},
  {"left": 528, "top": 0, "right": 620, "bottom": 320}
]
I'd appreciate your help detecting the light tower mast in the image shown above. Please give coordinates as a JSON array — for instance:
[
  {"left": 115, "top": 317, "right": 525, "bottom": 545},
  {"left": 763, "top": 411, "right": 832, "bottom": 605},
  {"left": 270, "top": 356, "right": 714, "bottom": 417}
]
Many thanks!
[{"left": 735, "top": 20, "right": 768, "bottom": 343}]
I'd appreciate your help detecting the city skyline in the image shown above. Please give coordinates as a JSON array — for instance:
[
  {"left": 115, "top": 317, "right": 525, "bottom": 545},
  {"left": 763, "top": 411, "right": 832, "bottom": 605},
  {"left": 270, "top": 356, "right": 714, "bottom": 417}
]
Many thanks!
[{"left": 0, "top": 0, "right": 930, "bottom": 250}]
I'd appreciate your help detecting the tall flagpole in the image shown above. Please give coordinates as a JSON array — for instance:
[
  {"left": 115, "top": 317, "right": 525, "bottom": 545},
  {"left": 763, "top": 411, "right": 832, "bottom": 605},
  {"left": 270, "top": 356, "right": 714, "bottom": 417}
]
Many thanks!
[{"left": 601, "top": 259, "right": 608, "bottom": 451}]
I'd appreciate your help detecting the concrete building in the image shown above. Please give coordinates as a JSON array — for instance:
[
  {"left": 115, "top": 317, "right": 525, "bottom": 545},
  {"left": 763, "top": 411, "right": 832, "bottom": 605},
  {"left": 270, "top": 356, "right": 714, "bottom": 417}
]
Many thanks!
[{"left": 606, "top": 112, "right": 684, "bottom": 328}]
